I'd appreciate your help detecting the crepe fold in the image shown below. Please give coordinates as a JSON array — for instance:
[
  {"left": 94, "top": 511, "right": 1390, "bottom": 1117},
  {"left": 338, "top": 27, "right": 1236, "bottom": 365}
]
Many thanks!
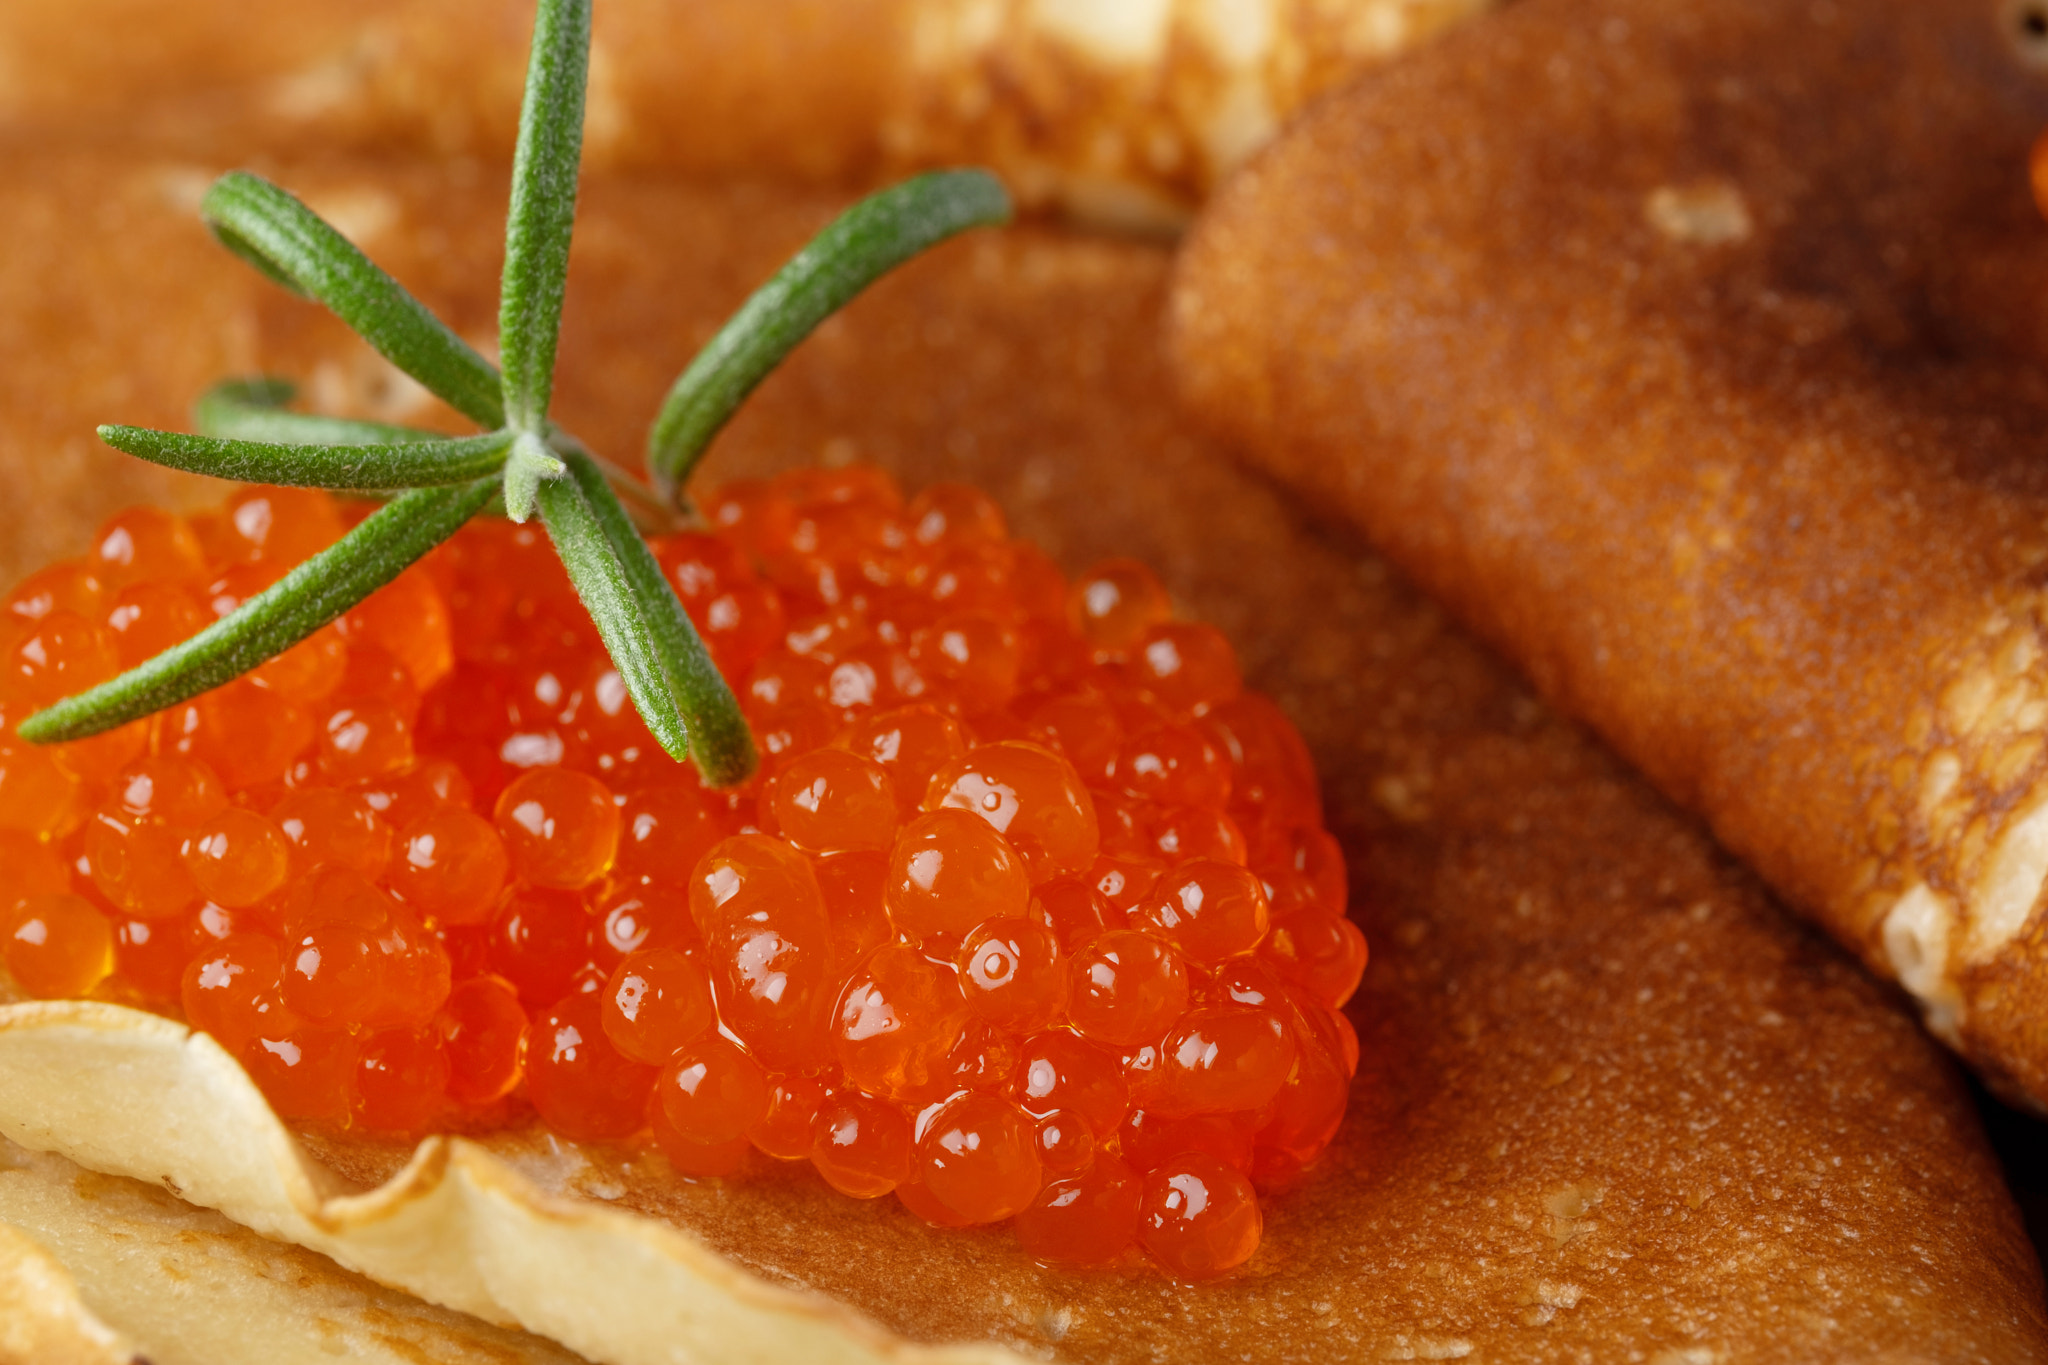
[
  {"left": 0, "top": 0, "right": 1490, "bottom": 231},
  {"left": 0, "top": 1137, "right": 587, "bottom": 1365},
  {"left": 0, "top": 1212, "right": 130, "bottom": 1365},
  {"left": 2, "top": 146, "right": 2046, "bottom": 1361},
  {"left": 1172, "top": 0, "right": 2048, "bottom": 1110}
]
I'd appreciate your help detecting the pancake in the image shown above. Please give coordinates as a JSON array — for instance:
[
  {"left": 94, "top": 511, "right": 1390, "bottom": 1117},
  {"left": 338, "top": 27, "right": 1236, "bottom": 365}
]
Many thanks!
[
  {"left": 0, "top": 1138, "right": 585, "bottom": 1365},
  {"left": 0, "top": 0, "right": 1492, "bottom": 231},
  {"left": 0, "top": 1204, "right": 128, "bottom": 1365},
  {"left": 3, "top": 146, "right": 2046, "bottom": 1361},
  {"left": 1171, "top": 0, "right": 2048, "bottom": 1111}
]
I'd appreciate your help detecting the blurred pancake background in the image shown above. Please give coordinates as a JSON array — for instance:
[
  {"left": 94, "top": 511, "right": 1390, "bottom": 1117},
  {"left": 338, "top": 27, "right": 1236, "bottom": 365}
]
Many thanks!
[
  {"left": 5, "top": 1, "right": 2048, "bottom": 1360},
  {"left": 0, "top": 0, "right": 1490, "bottom": 232}
]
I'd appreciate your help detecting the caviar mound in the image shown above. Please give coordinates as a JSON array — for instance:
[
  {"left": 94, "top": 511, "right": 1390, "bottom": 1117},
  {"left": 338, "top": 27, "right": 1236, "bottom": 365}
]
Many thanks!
[{"left": 0, "top": 467, "right": 1359, "bottom": 1279}]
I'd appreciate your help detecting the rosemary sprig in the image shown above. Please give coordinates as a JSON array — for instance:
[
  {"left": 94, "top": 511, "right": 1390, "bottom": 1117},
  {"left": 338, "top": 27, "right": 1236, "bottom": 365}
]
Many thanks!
[
  {"left": 97, "top": 425, "right": 513, "bottom": 489},
  {"left": 202, "top": 173, "right": 505, "bottom": 428},
  {"left": 497, "top": 0, "right": 589, "bottom": 439},
  {"left": 534, "top": 468, "right": 688, "bottom": 760},
  {"left": 555, "top": 447, "right": 754, "bottom": 784},
  {"left": 14, "top": 0, "right": 1012, "bottom": 792},
  {"left": 194, "top": 380, "right": 674, "bottom": 528}
]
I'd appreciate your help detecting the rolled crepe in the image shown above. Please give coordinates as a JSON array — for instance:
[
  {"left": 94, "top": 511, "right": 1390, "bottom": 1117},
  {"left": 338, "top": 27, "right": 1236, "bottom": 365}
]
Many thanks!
[
  {"left": 3, "top": 147, "right": 2046, "bottom": 1361},
  {"left": 1173, "top": 0, "right": 2048, "bottom": 1109},
  {"left": 0, "top": 0, "right": 1491, "bottom": 231}
]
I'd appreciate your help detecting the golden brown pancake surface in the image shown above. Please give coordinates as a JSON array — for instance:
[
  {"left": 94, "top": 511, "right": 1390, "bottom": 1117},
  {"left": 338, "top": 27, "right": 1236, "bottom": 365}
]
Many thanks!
[
  {"left": 1, "top": 147, "right": 2045, "bottom": 1361},
  {"left": 1173, "top": 0, "right": 2048, "bottom": 1112}
]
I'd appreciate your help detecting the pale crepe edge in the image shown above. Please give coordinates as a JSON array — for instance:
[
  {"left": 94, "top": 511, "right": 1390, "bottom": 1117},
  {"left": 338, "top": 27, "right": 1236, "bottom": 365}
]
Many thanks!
[
  {"left": 0, "top": 1000, "right": 1034, "bottom": 1365},
  {"left": 0, "top": 1218, "right": 133, "bottom": 1365},
  {"left": 0, "top": 1136, "right": 602, "bottom": 1365}
]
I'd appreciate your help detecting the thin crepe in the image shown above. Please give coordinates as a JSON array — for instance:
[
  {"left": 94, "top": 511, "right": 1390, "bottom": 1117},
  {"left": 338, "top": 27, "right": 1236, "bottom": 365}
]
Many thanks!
[
  {"left": 0, "top": 1137, "right": 586, "bottom": 1365},
  {"left": 0, "top": 0, "right": 1491, "bottom": 231},
  {"left": 2, "top": 151, "right": 2046, "bottom": 1362},
  {"left": 0, "top": 1213, "right": 130, "bottom": 1365},
  {"left": 1172, "top": 0, "right": 2048, "bottom": 1109}
]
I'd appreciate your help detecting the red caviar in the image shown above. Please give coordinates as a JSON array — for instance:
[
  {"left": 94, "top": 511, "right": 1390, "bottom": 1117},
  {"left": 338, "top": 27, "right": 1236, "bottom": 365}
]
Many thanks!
[
  {"left": 527, "top": 992, "right": 654, "bottom": 1141},
  {"left": 273, "top": 787, "right": 390, "bottom": 880},
  {"left": 243, "top": 1027, "right": 356, "bottom": 1123},
  {"left": 181, "top": 934, "right": 297, "bottom": 1051},
  {"left": 749, "top": 1071, "right": 828, "bottom": 1161},
  {"left": 885, "top": 807, "right": 1030, "bottom": 940},
  {"left": 770, "top": 747, "right": 897, "bottom": 853},
  {"left": 389, "top": 806, "right": 508, "bottom": 926},
  {"left": 833, "top": 941, "right": 969, "bottom": 1099},
  {"left": 109, "top": 915, "right": 185, "bottom": 1001},
  {"left": 1138, "top": 1154, "right": 1263, "bottom": 1279},
  {"left": 1134, "top": 860, "right": 1270, "bottom": 966},
  {"left": 1065, "top": 929, "right": 1190, "bottom": 1047},
  {"left": 437, "top": 975, "right": 528, "bottom": 1105},
  {"left": 184, "top": 808, "right": 292, "bottom": 908},
  {"left": 602, "top": 947, "right": 716, "bottom": 1064},
  {"left": 956, "top": 918, "right": 1065, "bottom": 1033},
  {"left": 843, "top": 704, "right": 969, "bottom": 817},
  {"left": 1031, "top": 1109, "right": 1097, "bottom": 1177},
  {"left": 917, "top": 1091, "right": 1043, "bottom": 1224},
  {"left": 1069, "top": 559, "right": 1172, "bottom": 653},
  {"left": 657, "top": 1036, "right": 769, "bottom": 1145},
  {"left": 811, "top": 1089, "right": 914, "bottom": 1197},
  {"left": 4, "top": 894, "right": 114, "bottom": 997},
  {"left": 925, "top": 741, "right": 1098, "bottom": 881},
  {"left": 105, "top": 583, "right": 208, "bottom": 668},
  {"left": 353, "top": 1026, "right": 451, "bottom": 1133},
  {"left": 0, "top": 470, "right": 1362, "bottom": 1281},
  {"left": 494, "top": 768, "right": 619, "bottom": 889},
  {"left": 1016, "top": 1155, "right": 1143, "bottom": 1265}
]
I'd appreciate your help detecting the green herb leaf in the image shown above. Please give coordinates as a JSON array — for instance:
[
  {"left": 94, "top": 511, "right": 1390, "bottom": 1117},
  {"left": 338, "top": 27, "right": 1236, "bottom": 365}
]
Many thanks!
[
  {"left": 199, "top": 379, "right": 666, "bottom": 531},
  {"left": 645, "top": 170, "right": 1012, "bottom": 496},
  {"left": 534, "top": 465, "right": 693, "bottom": 764},
  {"left": 203, "top": 172, "right": 506, "bottom": 428},
  {"left": 501, "top": 429, "right": 567, "bottom": 523},
  {"left": 196, "top": 378, "right": 444, "bottom": 447},
  {"left": 15, "top": 479, "right": 496, "bottom": 744},
  {"left": 558, "top": 448, "right": 757, "bottom": 786},
  {"left": 98, "top": 424, "right": 512, "bottom": 490},
  {"left": 498, "top": 0, "right": 591, "bottom": 433}
]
